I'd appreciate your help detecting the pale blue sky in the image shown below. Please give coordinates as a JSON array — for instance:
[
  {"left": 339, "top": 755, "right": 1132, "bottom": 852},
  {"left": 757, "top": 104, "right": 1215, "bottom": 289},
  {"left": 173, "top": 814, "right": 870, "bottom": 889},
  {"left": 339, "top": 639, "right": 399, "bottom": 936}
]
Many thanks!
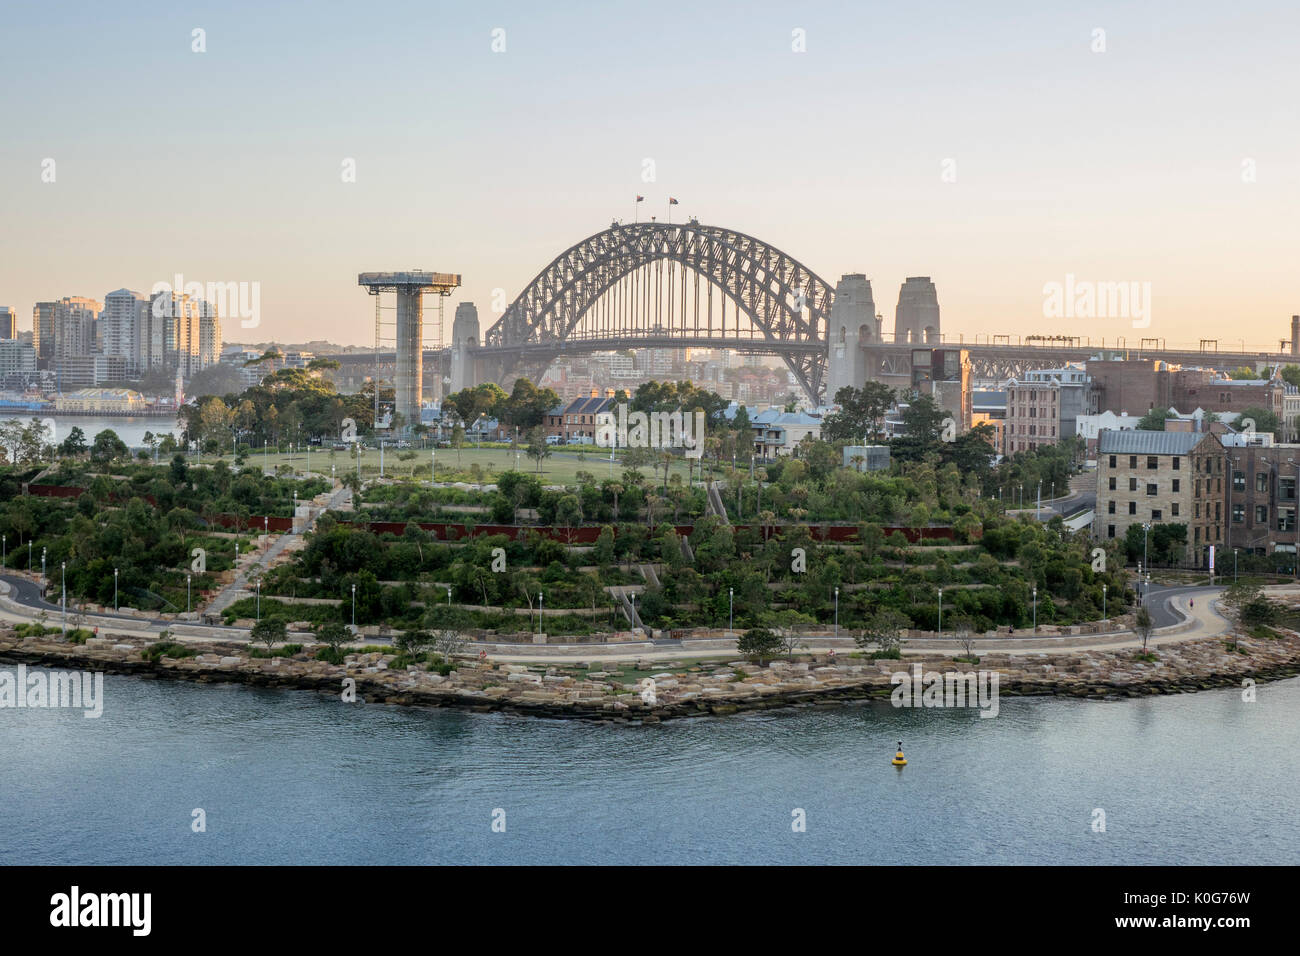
[{"left": 2, "top": 0, "right": 1298, "bottom": 348}]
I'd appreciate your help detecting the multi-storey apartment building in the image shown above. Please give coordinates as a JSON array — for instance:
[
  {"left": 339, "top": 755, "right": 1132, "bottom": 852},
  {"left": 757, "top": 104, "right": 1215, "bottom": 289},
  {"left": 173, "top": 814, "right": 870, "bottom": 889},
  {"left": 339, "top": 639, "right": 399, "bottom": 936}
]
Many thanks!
[
  {"left": 100, "top": 288, "right": 149, "bottom": 377},
  {"left": 1005, "top": 364, "right": 1096, "bottom": 454},
  {"left": 0, "top": 307, "right": 16, "bottom": 339},
  {"left": 52, "top": 296, "right": 101, "bottom": 362},
  {"left": 32, "top": 302, "right": 56, "bottom": 366},
  {"left": 1094, "top": 429, "right": 1227, "bottom": 566}
]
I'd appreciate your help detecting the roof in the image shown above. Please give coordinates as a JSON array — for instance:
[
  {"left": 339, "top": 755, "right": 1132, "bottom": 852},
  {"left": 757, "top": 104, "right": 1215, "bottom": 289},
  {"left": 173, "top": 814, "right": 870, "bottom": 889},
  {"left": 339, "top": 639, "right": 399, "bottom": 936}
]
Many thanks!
[
  {"left": 563, "top": 396, "right": 610, "bottom": 416},
  {"left": 1097, "top": 429, "right": 1210, "bottom": 456}
]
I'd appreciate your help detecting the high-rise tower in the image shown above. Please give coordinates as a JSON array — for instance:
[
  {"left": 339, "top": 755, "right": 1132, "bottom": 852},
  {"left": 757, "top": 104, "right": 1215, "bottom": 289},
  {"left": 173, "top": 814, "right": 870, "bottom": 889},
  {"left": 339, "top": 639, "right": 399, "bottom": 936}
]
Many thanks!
[{"left": 358, "top": 271, "right": 461, "bottom": 432}]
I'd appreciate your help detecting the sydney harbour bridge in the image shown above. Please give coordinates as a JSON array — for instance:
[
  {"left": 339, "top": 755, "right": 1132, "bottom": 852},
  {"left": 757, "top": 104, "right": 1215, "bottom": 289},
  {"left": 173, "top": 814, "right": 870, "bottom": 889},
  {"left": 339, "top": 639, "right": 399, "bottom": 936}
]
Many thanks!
[{"left": 345, "top": 220, "right": 1299, "bottom": 416}]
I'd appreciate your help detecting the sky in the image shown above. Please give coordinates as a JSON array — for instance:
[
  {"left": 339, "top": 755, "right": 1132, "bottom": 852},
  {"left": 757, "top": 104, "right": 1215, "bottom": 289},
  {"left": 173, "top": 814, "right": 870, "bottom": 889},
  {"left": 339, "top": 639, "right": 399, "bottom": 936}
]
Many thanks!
[{"left": 2, "top": 0, "right": 1299, "bottom": 351}]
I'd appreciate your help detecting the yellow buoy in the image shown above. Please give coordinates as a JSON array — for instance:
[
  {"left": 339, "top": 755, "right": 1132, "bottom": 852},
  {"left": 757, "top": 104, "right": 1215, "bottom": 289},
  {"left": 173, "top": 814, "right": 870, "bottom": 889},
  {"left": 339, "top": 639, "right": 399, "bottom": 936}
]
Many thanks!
[{"left": 891, "top": 741, "right": 907, "bottom": 766}]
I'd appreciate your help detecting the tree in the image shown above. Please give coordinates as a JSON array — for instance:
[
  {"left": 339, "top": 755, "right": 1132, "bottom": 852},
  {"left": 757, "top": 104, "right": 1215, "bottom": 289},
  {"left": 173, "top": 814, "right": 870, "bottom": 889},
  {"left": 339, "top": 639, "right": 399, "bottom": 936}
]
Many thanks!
[
  {"left": 90, "top": 429, "right": 129, "bottom": 463},
  {"left": 526, "top": 427, "right": 551, "bottom": 475},
  {"left": 315, "top": 621, "right": 352, "bottom": 654},
  {"left": 451, "top": 424, "right": 466, "bottom": 465},
  {"left": 1133, "top": 606, "right": 1154, "bottom": 654},
  {"left": 58, "top": 426, "right": 88, "bottom": 457},
  {"left": 1237, "top": 406, "right": 1280, "bottom": 437},
  {"left": 250, "top": 617, "right": 287, "bottom": 651},
  {"left": 778, "top": 629, "right": 806, "bottom": 661},
  {"left": 950, "top": 614, "right": 978, "bottom": 660},
  {"left": 395, "top": 629, "right": 434, "bottom": 659},
  {"left": 499, "top": 378, "right": 561, "bottom": 431},
  {"left": 856, "top": 608, "right": 910, "bottom": 656},
  {"left": 1137, "top": 407, "right": 1171, "bottom": 431},
  {"left": 1220, "top": 579, "right": 1273, "bottom": 640},
  {"left": 736, "top": 627, "right": 783, "bottom": 665},
  {"left": 431, "top": 629, "right": 468, "bottom": 659},
  {"left": 823, "top": 382, "right": 895, "bottom": 443}
]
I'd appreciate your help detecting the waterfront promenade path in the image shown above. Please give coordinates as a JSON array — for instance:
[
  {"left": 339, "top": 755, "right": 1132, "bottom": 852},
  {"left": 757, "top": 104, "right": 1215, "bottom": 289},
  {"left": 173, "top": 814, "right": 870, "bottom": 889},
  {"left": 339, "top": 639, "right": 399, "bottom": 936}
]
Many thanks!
[{"left": 0, "top": 576, "right": 1257, "bottom": 665}]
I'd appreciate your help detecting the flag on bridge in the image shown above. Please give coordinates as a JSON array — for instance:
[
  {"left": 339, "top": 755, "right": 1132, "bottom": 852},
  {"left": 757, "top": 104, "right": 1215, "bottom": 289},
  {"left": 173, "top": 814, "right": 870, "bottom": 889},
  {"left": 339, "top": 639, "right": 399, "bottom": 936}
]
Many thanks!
[
  {"left": 636, "top": 195, "right": 644, "bottom": 202},
  {"left": 668, "top": 197, "right": 679, "bottom": 204}
]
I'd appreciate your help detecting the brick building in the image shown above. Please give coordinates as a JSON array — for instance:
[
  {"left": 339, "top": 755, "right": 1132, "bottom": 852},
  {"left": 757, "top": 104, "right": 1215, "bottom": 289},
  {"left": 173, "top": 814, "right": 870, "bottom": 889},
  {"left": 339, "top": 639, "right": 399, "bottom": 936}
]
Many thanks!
[
  {"left": 1094, "top": 429, "right": 1227, "bottom": 566},
  {"left": 1225, "top": 444, "right": 1300, "bottom": 567},
  {"left": 1004, "top": 364, "right": 1095, "bottom": 454}
]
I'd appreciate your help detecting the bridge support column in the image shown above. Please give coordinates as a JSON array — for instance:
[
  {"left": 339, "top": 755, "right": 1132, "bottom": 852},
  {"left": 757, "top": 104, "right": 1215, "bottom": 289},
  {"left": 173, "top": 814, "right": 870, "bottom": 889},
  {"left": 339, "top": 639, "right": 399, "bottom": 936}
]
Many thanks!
[
  {"left": 449, "top": 302, "right": 481, "bottom": 395},
  {"left": 825, "top": 274, "right": 878, "bottom": 397}
]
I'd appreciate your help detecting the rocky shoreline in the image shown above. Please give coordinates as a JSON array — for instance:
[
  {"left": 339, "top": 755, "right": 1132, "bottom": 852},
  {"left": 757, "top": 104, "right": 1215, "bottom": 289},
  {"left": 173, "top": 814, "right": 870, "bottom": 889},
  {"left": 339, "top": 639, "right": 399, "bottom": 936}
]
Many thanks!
[{"left": 4, "top": 625, "right": 1300, "bottom": 722}]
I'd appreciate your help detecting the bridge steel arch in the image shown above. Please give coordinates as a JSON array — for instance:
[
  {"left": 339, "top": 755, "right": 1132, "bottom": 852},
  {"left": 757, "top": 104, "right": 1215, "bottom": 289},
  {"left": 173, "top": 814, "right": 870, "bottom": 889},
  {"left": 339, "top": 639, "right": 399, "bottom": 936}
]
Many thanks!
[{"left": 481, "top": 221, "right": 835, "bottom": 399}]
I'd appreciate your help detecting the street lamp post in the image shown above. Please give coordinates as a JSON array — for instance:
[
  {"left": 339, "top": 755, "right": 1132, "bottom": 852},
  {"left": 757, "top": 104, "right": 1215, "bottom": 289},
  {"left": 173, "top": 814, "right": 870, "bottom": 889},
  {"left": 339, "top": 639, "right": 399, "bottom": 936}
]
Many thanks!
[
  {"left": 1102, "top": 583, "right": 1107, "bottom": 620},
  {"left": 538, "top": 592, "right": 544, "bottom": 634},
  {"left": 1142, "top": 523, "right": 1150, "bottom": 576},
  {"left": 1234, "top": 548, "right": 1239, "bottom": 582},
  {"left": 351, "top": 583, "right": 355, "bottom": 629},
  {"left": 1032, "top": 586, "right": 1037, "bottom": 632},
  {"left": 938, "top": 587, "right": 943, "bottom": 639},
  {"left": 187, "top": 573, "right": 192, "bottom": 614},
  {"left": 41, "top": 548, "right": 46, "bottom": 590},
  {"left": 446, "top": 586, "right": 451, "bottom": 606},
  {"left": 834, "top": 586, "right": 839, "bottom": 639},
  {"left": 2, "top": 533, "right": 5, "bottom": 570},
  {"left": 61, "top": 561, "right": 66, "bottom": 636},
  {"left": 729, "top": 587, "right": 734, "bottom": 633},
  {"left": 114, "top": 567, "right": 118, "bottom": 612}
]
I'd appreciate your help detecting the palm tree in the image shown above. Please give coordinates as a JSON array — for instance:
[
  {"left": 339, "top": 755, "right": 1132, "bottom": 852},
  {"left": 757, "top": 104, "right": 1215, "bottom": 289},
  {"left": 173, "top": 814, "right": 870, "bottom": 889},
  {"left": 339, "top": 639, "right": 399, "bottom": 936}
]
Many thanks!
[{"left": 608, "top": 483, "right": 623, "bottom": 522}]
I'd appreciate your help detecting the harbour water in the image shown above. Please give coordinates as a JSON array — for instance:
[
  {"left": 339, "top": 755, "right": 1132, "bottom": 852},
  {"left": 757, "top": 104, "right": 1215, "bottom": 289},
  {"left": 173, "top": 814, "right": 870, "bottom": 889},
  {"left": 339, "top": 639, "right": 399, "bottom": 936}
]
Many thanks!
[
  {"left": 2, "top": 671, "right": 1297, "bottom": 865},
  {"left": 0, "top": 415, "right": 181, "bottom": 449}
]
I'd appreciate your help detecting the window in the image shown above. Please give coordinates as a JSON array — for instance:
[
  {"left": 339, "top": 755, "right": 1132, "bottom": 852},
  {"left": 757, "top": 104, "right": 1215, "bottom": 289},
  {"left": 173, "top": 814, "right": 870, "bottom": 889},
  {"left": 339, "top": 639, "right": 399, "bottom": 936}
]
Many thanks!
[
  {"left": 1172, "top": 457, "right": 1180, "bottom": 471},
  {"left": 1130, "top": 456, "right": 1138, "bottom": 468},
  {"left": 1233, "top": 470, "right": 1245, "bottom": 492},
  {"left": 1146, "top": 483, "right": 1158, "bottom": 496},
  {"left": 1172, "top": 479, "right": 1180, "bottom": 493},
  {"left": 1107, "top": 525, "right": 1115, "bottom": 539},
  {"left": 1233, "top": 504, "right": 1244, "bottom": 523},
  {"left": 1151, "top": 509, "right": 1162, "bottom": 520},
  {"left": 1128, "top": 502, "right": 1136, "bottom": 515},
  {"left": 1171, "top": 502, "right": 1179, "bottom": 517},
  {"left": 1283, "top": 477, "right": 1297, "bottom": 502},
  {"left": 1257, "top": 505, "right": 1269, "bottom": 524},
  {"left": 1108, "top": 501, "right": 1116, "bottom": 514},
  {"left": 1109, "top": 477, "right": 1117, "bottom": 491},
  {"left": 1257, "top": 472, "right": 1269, "bottom": 493},
  {"left": 1109, "top": 455, "right": 1117, "bottom": 468},
  {"left": 1129, "top": 477, "right": 1138, "bottom": 492},
  {"left": 1280, "top": 509, "right": 1296, "bottom": 533},
  {"left": 1147, "top": 456, "right": 1158, "bottom": 469}
]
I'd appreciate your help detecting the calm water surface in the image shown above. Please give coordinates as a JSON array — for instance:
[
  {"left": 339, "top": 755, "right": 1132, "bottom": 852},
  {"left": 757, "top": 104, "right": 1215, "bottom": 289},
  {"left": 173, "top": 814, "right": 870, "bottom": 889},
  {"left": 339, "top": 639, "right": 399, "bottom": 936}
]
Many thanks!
[{"left": 2, "top": 671, "right": 1297, "bottom": 865}]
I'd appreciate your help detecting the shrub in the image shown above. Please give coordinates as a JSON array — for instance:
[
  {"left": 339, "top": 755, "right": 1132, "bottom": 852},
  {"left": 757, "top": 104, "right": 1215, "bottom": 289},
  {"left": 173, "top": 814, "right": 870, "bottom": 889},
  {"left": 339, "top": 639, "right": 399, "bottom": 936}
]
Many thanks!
[
  {"left": 142, "top": 641, "right": 196, "bottom": 662},
  {"left": 315, "top": 646, "right": 346, "bottom": 665}
]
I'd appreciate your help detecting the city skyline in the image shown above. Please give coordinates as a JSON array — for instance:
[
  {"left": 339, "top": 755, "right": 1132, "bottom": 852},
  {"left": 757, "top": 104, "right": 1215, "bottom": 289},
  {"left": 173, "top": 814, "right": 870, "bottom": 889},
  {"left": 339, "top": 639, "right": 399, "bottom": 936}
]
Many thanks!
[{"left": 3, "top": 1, "right": 1299, "bottom": 349}]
